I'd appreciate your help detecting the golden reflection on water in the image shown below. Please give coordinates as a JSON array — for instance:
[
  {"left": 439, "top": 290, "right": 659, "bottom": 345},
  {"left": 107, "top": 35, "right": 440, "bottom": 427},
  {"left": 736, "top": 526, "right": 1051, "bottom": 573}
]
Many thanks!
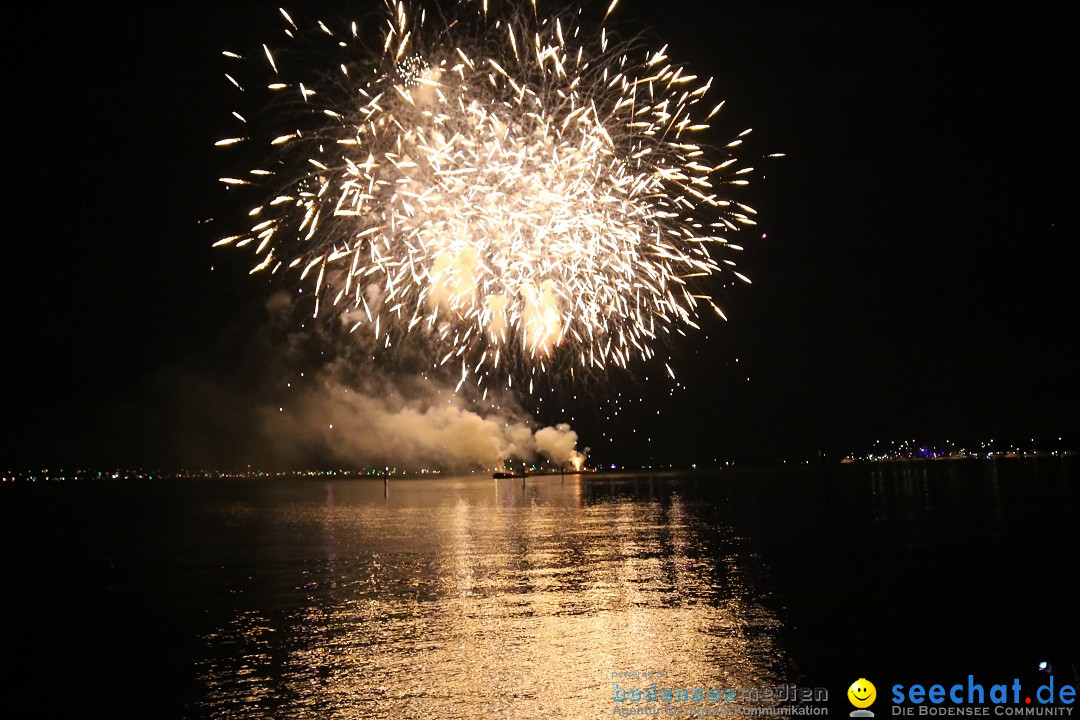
[{"left": 197, "top": 475, "right": 786, "bottom": 718}]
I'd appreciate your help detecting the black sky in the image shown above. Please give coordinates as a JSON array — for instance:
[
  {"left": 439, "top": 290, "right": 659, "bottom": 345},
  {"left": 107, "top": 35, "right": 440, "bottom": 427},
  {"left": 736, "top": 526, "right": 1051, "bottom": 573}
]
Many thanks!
[{"left": 5, "top": 1, "right": 1079, "bottom": 469}]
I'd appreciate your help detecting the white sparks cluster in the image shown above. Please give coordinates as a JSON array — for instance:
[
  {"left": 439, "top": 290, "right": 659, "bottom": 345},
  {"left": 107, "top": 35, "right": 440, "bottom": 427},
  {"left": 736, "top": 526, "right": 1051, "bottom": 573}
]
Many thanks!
[{"left": 216, "top": 0, "right": 762, "bottom": 392}]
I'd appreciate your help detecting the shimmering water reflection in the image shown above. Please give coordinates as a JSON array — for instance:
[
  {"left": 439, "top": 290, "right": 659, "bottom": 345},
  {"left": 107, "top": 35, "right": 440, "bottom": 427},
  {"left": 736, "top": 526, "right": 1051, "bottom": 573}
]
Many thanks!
[{"left": 196, "top": 475, "right": 788, "bottom": 718}]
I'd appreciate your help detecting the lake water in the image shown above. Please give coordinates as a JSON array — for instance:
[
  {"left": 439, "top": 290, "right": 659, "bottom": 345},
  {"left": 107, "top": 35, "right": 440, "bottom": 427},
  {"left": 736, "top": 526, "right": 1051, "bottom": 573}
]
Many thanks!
[{"left": 5, "top": 459, "right": 1077, "bottom": 717}]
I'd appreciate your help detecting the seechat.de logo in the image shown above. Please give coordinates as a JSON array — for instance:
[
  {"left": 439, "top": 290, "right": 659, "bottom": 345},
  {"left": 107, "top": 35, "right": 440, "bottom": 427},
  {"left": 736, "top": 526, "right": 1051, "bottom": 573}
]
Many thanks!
[{"left": 849, "top": 678, "right": 878, "bottom": 717}]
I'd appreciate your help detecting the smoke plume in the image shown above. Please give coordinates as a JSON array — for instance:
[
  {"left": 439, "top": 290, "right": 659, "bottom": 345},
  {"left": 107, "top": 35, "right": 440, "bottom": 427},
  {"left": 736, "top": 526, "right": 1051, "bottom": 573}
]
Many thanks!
[
  {"left": 140, "top": 290, "right": 587, "bottom": 471},
  {"left": 261, "top": 367, "right": 585, "bottom": 471}
]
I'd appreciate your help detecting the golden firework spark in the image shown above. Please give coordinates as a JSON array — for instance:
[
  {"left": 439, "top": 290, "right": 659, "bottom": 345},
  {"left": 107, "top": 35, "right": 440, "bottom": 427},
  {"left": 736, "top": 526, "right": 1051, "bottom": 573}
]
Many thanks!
[{"left": 216, "top": 1, "right": 760, "bottom": 391}]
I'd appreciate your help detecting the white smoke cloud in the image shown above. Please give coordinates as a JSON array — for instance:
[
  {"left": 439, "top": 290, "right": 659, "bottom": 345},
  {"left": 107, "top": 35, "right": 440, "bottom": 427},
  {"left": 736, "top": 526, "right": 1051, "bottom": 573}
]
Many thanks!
[
  {"left": 149, "top": 290, "right": 587, "bottom": 471},
  {"left": 534, "top": 423, "right": 588, "bottom": 471},
  {"left": 260, "top": 367, "right": 585, "bottom": 471}
]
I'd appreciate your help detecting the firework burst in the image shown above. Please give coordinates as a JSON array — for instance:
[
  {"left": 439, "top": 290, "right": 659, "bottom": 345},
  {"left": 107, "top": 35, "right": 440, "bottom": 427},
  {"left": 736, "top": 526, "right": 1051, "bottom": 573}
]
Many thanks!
[{"left": 215, "top": 0, "right": 764, "bottom": 393}]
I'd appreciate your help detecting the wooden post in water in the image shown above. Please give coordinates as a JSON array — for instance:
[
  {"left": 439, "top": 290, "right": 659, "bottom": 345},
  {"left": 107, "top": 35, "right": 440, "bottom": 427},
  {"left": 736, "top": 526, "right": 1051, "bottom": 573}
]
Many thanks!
[{"left": 383, "top": 467, "right": 389, "bottom": 498}]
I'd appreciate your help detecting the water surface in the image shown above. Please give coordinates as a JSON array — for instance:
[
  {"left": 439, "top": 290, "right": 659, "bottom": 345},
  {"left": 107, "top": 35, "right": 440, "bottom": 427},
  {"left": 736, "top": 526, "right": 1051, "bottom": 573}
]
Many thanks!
[{"left": 5, "top": 459, "right": 1076, "bottom": 717}]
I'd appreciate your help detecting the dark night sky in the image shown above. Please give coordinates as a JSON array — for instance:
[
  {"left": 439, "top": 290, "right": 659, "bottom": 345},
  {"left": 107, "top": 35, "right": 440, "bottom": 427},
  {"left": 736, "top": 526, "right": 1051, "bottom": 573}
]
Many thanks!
[{"left": 5, "top": 2, "right": 1078, "bottom": 469}]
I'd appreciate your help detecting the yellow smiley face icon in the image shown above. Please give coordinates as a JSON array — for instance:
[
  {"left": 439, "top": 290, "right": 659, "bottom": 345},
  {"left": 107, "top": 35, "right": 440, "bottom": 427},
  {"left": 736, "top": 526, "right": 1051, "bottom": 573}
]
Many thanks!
[{"left": 848, "top": 679, "right": 876, "bottom": 708}]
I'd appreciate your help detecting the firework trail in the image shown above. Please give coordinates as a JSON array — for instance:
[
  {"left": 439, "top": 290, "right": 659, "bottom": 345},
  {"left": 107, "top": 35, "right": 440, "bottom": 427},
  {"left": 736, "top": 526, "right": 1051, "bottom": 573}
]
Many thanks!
[{"left": 216, "top": 0, "right": 766, "bottom": 394}]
